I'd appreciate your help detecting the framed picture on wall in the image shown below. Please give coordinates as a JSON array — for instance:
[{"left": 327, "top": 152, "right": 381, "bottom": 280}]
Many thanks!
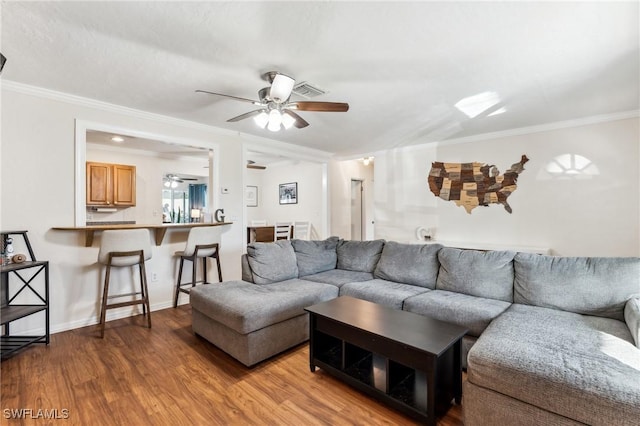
[
  {"left": 246, "top": 185, "right": 258, "bottom": 207},
  {"left": 279, "top": 182, "right": 298, "bottom": 205}
]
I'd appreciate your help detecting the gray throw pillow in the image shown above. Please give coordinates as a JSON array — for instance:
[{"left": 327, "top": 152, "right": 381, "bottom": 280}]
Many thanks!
[
  {"left": 246, "top": 240, "right": 298, "bottom": 284},
  {"left": 437, "top": 248, "right": 516, "bottom": 302},
  {"left": 374, "top": 242, "right": 442, "bottom": 288},
  {"left": 337, "top": 239, "right": 385, "bottom": 273},
  {"left": 626, "top": 298, "right": 640, "bottom": 348},
  {"left": 292, "top": 237, "right": 340, "bottom": 277}
]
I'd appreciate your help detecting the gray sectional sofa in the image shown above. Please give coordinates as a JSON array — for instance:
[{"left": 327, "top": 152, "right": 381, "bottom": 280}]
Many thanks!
[{"left": 190, "top": 237, "right": 640, "bottom": 425}]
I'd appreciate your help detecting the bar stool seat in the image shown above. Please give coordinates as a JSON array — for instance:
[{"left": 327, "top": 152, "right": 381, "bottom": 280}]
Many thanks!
[
  {"left": 97, "top": 229, "right": 153, "bottom": 338},
  {"left": 174, "top": 226, "right": 223, "bottom": 307}
]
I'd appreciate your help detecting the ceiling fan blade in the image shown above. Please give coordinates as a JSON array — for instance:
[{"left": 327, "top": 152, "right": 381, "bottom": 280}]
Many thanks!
[
  {"left": 196, "top": 90, "right": 261, "bottom": 105},
  {"left": 283, "top": 110, "right": 309, "bottom": 129},
  {"left": 270, "top": 73, "right": 295, "bottom": 103},
  {"left": 291, "top": 101, "right": 349, "bottom": 112},
  {"left": 247, "top": 160, "right": 266, "bottom": 170},
  {"left": 227, "top": 109, "right": 265, "bottom": 122}
]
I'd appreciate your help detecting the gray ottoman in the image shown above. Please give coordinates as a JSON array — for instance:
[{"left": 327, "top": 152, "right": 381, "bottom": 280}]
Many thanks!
[{"left": 190, "top": 279, "right": 339, "bottom": 366}]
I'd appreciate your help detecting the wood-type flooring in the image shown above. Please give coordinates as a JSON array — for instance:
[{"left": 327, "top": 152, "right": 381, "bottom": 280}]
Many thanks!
[{"left": 1, "top": 306, "right": 464, "bottom": 425}]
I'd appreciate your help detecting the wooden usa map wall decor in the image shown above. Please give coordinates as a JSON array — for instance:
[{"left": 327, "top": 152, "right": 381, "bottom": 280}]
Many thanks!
[{"left": 428, "top": 155, "right": 529, "bottom": 214}]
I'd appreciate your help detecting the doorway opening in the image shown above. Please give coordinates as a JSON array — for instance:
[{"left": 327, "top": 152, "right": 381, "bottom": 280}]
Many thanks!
[
  {"left": 350, "top": 179, "right": 364, "bottom": 241},
  {"left": 75, "top": 121, "right": 218, "bottom": 227}
]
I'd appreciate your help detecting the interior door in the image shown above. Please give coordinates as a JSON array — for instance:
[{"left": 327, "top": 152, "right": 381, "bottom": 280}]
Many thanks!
[{"left": 351, "top": 179, "right": 364, "bottom": 240}]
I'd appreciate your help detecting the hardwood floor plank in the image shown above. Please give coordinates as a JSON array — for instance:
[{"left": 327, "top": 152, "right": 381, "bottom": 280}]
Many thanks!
[{"left": 1, "top": 306, "right": 464, "bottom": 425}]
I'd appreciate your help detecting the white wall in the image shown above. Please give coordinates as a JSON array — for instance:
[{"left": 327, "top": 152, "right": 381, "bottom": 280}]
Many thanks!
[
  {"left": 374, "top": 117, "right": 640, "bottom": 256},
  {"left": 86, "top": 144, "right": 208, "bottom": 224},
  {"left": 247, "top": 161, "right": 326, "bottom": 238},
  {"left": 329, "top": 159, "right": 375, "bottom": 240},
  {"left": 0, "top": 83, "right": 319, "bottom": 335}
]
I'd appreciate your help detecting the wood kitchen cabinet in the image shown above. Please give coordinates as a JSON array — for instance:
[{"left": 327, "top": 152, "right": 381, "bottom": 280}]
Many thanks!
[{"left": 86, "top": 162, "right": 136, "bottom": 207}]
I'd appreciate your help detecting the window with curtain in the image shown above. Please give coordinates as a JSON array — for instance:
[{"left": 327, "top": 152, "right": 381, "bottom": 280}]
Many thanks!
[{"left": 189, "top": 184, "right": 207, "bottom": 211}]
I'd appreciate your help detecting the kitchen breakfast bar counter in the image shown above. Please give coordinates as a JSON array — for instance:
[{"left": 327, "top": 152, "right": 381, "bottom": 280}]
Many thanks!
[{"left": 52, "top": 222, "right": 232, "bottom": 247}]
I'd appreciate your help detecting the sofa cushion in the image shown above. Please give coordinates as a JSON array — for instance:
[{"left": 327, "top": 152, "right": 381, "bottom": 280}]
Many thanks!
[
  {"left": 190, "top": 279, "right": 338, "bottom": 334},
  {"left": 437, "top": 248, "right": 515, "bottom": 302},
  {"left": 337, "top": 239, "right": 385, "bottom": 273},
  {"left": 514, "top": 253, "right": 640, "bottom": 321},
  {"left": 339, "top": 279, "right": 430, "bottom": 309},
  {"left": 403, "top": 290, "right": 511, "bottom": 337},
  {"left": 301, "top": 269, "right": 374, "bottom": 288},
  {"left": 467, "top": 304, "right": 640, "bottom": 425},
  {"left": 292, "top": 237, "right": 339, "bottom": 277},
  {"left": 374, "top": 242, "right": 442, "bottom": 288},
  {"left": 625, "top": 297, "right": 640, "bottom": 348},
  {"left": 246, "top": 240, "right": 299, "bottom": 284}
]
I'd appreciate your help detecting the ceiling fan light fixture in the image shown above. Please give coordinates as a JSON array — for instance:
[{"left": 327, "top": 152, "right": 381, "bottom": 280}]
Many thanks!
[
  {"left": 270, "top": 73, "right": 295, "bottom": 103},
  {"left": 281, "top": 112, "right": 296, "bottom": 129},
  {"left": 164, "top": 179, "right": 178, "bottom": 188},
  {"left": 253, "top": 111, "right": 269, "bottom": 128},
  {"left": 267, "top": 109, "right": 282, "bottom": 132}
]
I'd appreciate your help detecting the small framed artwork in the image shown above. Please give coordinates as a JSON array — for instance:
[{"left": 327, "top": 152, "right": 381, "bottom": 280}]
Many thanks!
[
  {"left": 246, "top": 185, "right": 258, "bottom": 207},
  {"left": 279, "top": 182, "right": 298, "bottom": 205}
]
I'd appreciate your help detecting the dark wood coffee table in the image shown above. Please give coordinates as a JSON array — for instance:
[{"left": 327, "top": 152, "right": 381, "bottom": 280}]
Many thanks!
[{"left": 305, "top": 296, "right": 467, "bottom": 426}]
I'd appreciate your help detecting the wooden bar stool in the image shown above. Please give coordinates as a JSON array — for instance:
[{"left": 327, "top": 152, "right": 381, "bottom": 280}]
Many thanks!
[
  {"left": 97, "top": 229, "right": 152, "bottom": 338},
  {"left": 174, "top": 227, "right": 223, "bottom": 307}
]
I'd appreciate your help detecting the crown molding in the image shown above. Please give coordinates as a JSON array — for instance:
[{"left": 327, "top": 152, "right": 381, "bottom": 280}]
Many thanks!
[
  {"left": 4, "top": 79, "right": 636, "bottom": 162},
  {"left": 1, "top": 79, "right": 331, "bottom": 159},
  {"left": 2, "top": 79, "right": 233, "bottom": 134},
  {"left": 335, "top": 109, "right": 639, "bottom": 160},
  {"left": 432, "top": 109, "right": 640, "bottom": 148}
]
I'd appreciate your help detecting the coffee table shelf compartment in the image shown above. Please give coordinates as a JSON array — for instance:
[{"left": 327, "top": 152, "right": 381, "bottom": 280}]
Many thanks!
[
  {"left": 1, "top": 231, "right": 50, "bottom": 359},
  {"left": 311, "top": 335, "right": 430, "bottom": 422},
  {"left": 306, "top": 296, "right": 467, "bottom": 426}
]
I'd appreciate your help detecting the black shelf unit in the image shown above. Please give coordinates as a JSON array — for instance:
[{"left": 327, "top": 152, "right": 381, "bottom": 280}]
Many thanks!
[
  {"left": 1, "top": 231, "right": 50, "bottom": 359},
  {"left": 312, "top": 331, "right": 434, "bottom": 423},
  {"left": 307, "top": 297, "right": 467, "bottom": 426}
]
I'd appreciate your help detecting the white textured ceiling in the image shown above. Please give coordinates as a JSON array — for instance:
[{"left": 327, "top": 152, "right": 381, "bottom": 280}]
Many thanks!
[{"left": 2, "top": 2, "right": 638, "bottom": 157}]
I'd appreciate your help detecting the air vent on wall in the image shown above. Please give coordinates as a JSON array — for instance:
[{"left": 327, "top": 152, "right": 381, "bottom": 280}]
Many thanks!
[{"left": 292, "top": 82, "right": 326, "bottom": 99}]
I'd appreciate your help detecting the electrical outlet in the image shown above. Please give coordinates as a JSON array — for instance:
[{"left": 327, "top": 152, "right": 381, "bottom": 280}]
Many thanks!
[{"left": 151, "top": 272, "right": 158, "bottom": 282}]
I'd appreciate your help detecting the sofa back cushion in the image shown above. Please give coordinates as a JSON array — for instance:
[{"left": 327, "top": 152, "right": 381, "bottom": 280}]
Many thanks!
[
  {"left": 514, "top": 253, "right": 640, "bottom": 321},
  {"left": 436, "top": 248, "right": 516, "bottom": 302},
  {"left": 292, "top": 237, "right": 340, "bottom": 277},
  {"left": 337, "top": 239, "right": 385, "bottom": 273},
  {"left": 246, "top": 240, "right": 298, "bottom": 284},
  {"left": 374, "top": 242, "right": 442, "bottom": 288}
]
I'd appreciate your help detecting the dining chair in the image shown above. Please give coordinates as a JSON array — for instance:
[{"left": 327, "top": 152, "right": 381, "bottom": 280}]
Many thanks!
[
  {"left": 274, "top": 222, "right": 292, "bottom": 241},
  {"left": 293, "top": 221, "right": 311, "bottom": 240}
]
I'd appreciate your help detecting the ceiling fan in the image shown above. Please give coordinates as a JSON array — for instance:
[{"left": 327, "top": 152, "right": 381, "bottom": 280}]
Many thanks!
[
  {"left": 196, "top": 71, "right": 349, "bottom": 131},
  {"left": 246, "top": 160, "right": 266, "bottom": 170},
  {"left": 165, "top": 173, "right": 198, "bottom": 183}
]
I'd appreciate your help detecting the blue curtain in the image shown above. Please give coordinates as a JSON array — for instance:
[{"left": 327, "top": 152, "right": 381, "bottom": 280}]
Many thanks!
[{"left": 189, "top": 184, "right": 207, "bottom": 210}]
